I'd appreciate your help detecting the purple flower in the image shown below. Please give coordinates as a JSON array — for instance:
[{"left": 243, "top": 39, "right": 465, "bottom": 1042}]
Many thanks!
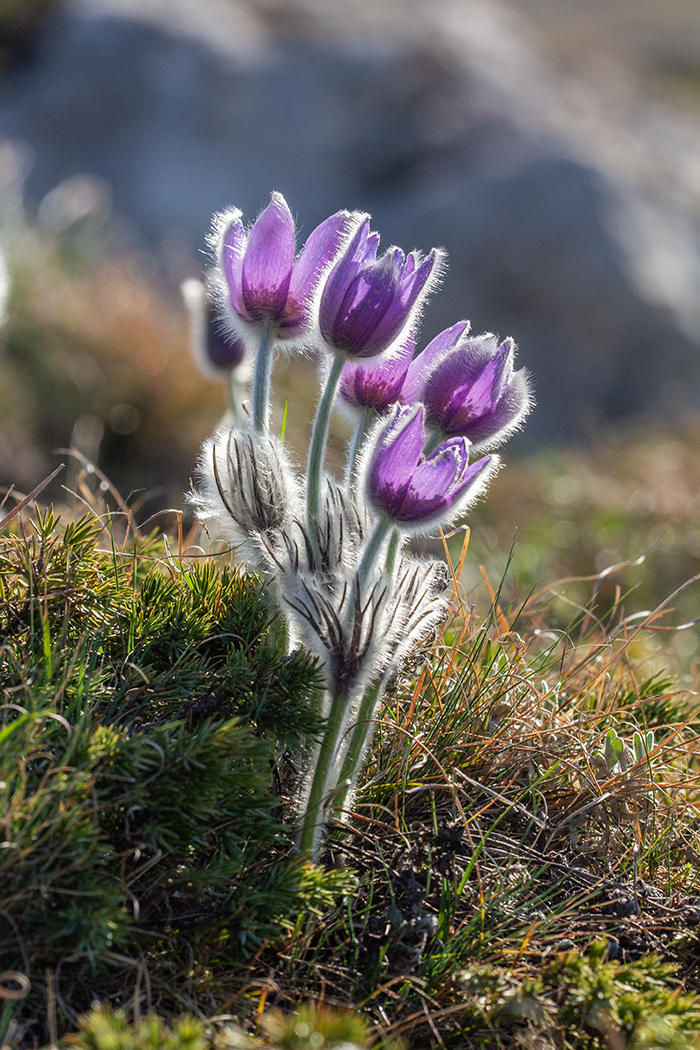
[
  {"left": 339, "top": 334, "right": 414, "bottom": 415},
  {"left": 402, "top": 327, "right": 533, "bottom": 452},
  {"left": 215, "top": 193, "right": 358, "bottom": 345},
  {"left": 364, "top": 405, "right": 498, "bottom": 532},
  {"left": 319, "top": 219, "right": 444, "bottom": 360},
  {"left": 182, "top": 277, "right": 247, "bottom": 377},
  {"left": 205, "top": 318, "right": 247, "bottom": 372}
]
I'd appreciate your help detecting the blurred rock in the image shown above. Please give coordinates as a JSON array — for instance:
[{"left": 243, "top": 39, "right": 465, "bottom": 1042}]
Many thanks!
[{"left": 0, "top": 0, "right": 700, "bottom": 441}]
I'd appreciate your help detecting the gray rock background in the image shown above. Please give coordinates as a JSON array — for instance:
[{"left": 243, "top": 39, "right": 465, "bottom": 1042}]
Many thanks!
[{"left": 2, "top": 0, "right": 700, "bottom": 443}]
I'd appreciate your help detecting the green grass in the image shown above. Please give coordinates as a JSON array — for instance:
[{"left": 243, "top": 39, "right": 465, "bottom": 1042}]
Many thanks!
[{"left": 3, "top": 489, "right": 700, "bottom": 1048}]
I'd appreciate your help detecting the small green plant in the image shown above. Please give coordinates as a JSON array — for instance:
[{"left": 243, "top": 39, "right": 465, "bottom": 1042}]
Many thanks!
[
  {"left": 67, "top": 1007, "right": 209, "bottom": 1050},
  {"left": 0, "top": 508, "right": 345, "bottom": 1046}
]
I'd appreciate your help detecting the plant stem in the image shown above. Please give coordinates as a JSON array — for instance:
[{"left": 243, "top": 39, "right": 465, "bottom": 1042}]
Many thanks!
[
  {"left": 298, "top": 689, "right": 351, "bottom": 857},
  {"left": 228, "top": 370, "right": 243, "bottom": 425},
  {"left": 306, "top": 354, "right": 344, "bottom": 524},
  {"left": 385, "top": 529, "right": 400, "bottom": 576},
  {"left": 345, "top": 406, "right": 374, "bottom": 491},
  {"left": 332, "top": 676, "right": 385, "bottom": 819},
  {"left": 356, "top": 517, "right": 391, "bottom": 587},
  {"left": 251, "top": 327, "right": 275, "bottom": 432},
  {"left": 423, "top": 429, "right": 445, "bottom": 455}
]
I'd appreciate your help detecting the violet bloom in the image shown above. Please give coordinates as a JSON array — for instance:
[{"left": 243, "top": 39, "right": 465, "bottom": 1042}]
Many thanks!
[
  {"left": 403, "top": 328, "right": 532, "bottom": 452},
  {"left": 339, "top": 334, "right": 414, "bottom": 415},
  {"left": 319, "top": 218, "right": 444, "bottom": 360},
  {"left": 364, "top": 405, "right": 498, "bottom": 533},
  {"left": 205, "top": 317, "right": 246, "bottom": 372},
  {"left": 182, "top": 278, "right": 247, "bottom": 376},
  {"left": 214, "top": 192, "right": 358, "bottom": 347}
]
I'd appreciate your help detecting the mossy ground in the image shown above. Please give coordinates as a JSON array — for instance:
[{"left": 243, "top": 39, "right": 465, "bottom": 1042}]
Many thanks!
[{"left": 1, "top": 479, "right": 700, "bottom": 1049}]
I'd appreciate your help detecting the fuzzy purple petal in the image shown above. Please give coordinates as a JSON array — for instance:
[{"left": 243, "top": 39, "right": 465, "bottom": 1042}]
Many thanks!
[
  {"left": 491, "top": 340, "right": 515, "bottom": 401},
  {"left": 395, "top": 439, "right": 468, "bottom": 520},
  {"left": 359, "top": 249, "right": 439, "bottom": 358},
  {"left": 340, "top": 335, "right": 414, "bottom": 412},
  {"left": 444, "top": 452, "right": 496, "bottom": 509},
  {"left": 368, "top": 407, "right": 425, "bottom": 517},
  {"left": 456, "top": 371, "right": 532, "bottom": 447},
  {"left": 400, "top": 320, "right": 470, "bottom": 405},
  {"left": 221, "top": 219, "right": 248, "bottom": 319},
  {"left": 289, "top": 210, "right": 354, "bottom": 306},
  {"left": 402, "top": 252, "right": 417, "bottom": 279},
  {"left": 424, "top": 336, "right": 525, "bottom": 439},
  {"left": 241, "top": 193, "right": 295, "bottom": 322},
  {"left": 319, "top": 221, "right": 373, "bottom": 336},
  {"left": 327, "top": 250, "right": 403, "bottom": 356}
]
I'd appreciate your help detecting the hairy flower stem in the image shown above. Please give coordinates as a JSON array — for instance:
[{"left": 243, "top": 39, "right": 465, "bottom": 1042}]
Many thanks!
[
  {"left": 228, "top": 372, "right": 244, "bottom": 426},
  {"left": 298, "top": 689, "right": 351, "bottom": 857},
  {"left": 332, "top": 676, "right": 384, "bottom": 819},
  {"left": 306, "top": 354, "right": 345, "bottom": 524},
  {"left": 357, "top": 517, "right": 392, "bottom": 587},
  {"left": 423, "top": 429, "right": 445, "bottom": 455},
  {"left": 251, "top": 326, "right": 275, "bottom": 432},
  {"left": 385, "top": 530, "right": 400, "bottom": 575},
  {"left": 346, "top": 406, "right": 374, "bottom": 490}
]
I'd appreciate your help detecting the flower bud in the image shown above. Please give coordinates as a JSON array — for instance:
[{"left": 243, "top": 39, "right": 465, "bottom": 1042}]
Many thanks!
[
  {"left": 193, "top": 426, "right": 302, "bottom": 565},
  {"left": 339, "top": 334, "right": 414, "bottom": 416}
]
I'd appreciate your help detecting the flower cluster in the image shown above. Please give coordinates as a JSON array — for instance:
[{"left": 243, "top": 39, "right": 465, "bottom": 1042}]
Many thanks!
[{"left": 192, "top": 192, "right": 533, "bottom": 858}]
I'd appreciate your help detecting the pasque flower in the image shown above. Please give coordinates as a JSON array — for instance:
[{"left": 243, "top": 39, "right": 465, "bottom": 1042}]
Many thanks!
[
  {"left": 319, "top": 218, "right": 443, "bottom": 360},
  {"left": 214, "top": 192, "right": 357, "bottom": 346},
  {"left": 192, "top": 192, "right": 534, "bottom": 861},
  {"left": 339, "top": 334, "right": 414, "bottom": 415},
  {"left": 182, "top": 278, "right": 247, "bottom": 376},
  {"left": 364, "top": 405, "right": 498, "bottom": 532},
  {"left": 402, "top": 327, "right": 532, "bottom": 452}
]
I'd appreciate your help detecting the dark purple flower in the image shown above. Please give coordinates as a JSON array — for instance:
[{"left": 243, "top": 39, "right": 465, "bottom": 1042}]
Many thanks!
[
  {"left": 319, "top": 219, "right": 443, "bottom": 359},
  {"left": 182, "top": 277, "right": 247, "bottom": 377},
  {"left": 216, "top": 193, "right": 357, "bottom": 344},
  {"left": 365, "top": 405, "right": 498, "bottom": 531},
  {"left": 339, "top": 334, "right": 414, "bottom": 414},
  {"left": 402, "top": 327, "right": 532, "bottom": 451},
  {"left": 206, "top": 316, "right": 246, "bottom": 371}
]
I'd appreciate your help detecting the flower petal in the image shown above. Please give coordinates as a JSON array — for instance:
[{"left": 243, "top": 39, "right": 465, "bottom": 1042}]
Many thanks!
[
  {"left": 290, "top": 210, "right": 358, "bottom": 304},
  {"left": 400, "top": 320, "right": 470, "bottom": 404},
  {"left": 241, "top": 192, "right": 295, "bottom": 322},
  {"left": 329, "top": 250, "right": 402, "bottom": 356},
  {"left": 368, "top": 406, "right": 425, "bottom": 517},
  {"left": 340, "top": 334, "right": 414, "bottom": 413},
  {"left": 361, "top": 248, "right": 441, "bottom": 358},
  {"left": 319, "top": 221, "right": 378, "bottom": 343},
  {"left": 423, "top": 335, "right": 532, "bottom": 447},
  {"left": 465, "top": 370, "right": 533, "bottom": 450},
  {"left": 221, "top": 214, "right": 248, "bottom": 318},
  {"left": 397, "top": 440, "right": 467, "bottom": 520}
]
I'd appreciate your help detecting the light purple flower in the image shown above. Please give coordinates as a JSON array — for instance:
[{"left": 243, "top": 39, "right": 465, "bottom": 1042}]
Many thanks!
[
  {"left": 402, "top": 327, "right": 532, "bottom": 452},
  {"left": 364, "top": 405, "right": 498, "bottom": 532},
  {"left": 318, "top": 219, "right": 444, "bottom": 360},
  {"left": 399, "top": 320, "right": 470, "bottom": 405},
  {"left": 339, "top": 334, "right": 415, "bottom": 415},
  {"left": 214, "top": 193, "right": 358, "bottom": 345}
]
